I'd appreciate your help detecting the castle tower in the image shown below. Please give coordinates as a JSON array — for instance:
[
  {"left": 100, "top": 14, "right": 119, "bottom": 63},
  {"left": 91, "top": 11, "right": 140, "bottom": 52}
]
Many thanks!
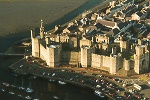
[
  {"left": 124, "top": 59, "right": 130, "bottom": 71},
  {"left": 47, "top": 44, "right": 61, "bottom": 67},
  {"left": 110, "top": 54, "right": 122, "bottom": 74},
  {"left": 81, "top": 46, "right": 92, "bottom": 68},
  {"left": 138, "top": 39, "right": 143, "bottom": 45},
  {"left": 31, "top": 29, "right": 40, "bottom": 57},
  {"left": 112, "top": 47, "right": 117, "bottom": 55},
  {"left": 45, "top": 37, "right": 50, "bottom": 46},
  {"left": 134, "top": 45, "right": 149, "bottom": 74},
  {"left": 31, "top": 29, "right": 35, "bottom": 39},
  {"left": 120, "top": 39, "right": 129, "bottom": 52},
  {"left": 40, "top": 19, "right": 44, "bottom": 39}
]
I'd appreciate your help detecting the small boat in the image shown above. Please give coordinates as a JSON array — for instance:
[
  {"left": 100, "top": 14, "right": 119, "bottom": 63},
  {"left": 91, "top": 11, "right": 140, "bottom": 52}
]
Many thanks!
[
  {"left": 29, "top": 76, "right": 37, "bottom": 79},
  {"left": 49, "top": 79, "right": 55, "bottom": 82},
  {"left": 18, "top": 78, "right": 25, "bottom": 90},
  {"left": 1, "top": 89, "right": 5, "bottom": 92},
  {"left": 3, "top": 82, "right": 9, "bottom": 87},
  {"left": 53, "top": 96, "right": 59, "bottom": 99},
  {"left": 11, "top": 84, "right": 17, "bottom": 88},
  {"left": 26, "top": 82, "right": 33, "bottom": 93},
  {"left": 12, "top": 73, "right": 18, "bottom": 77},
  {"left": 25, "top": 96, "right": 32, "bottom": 99},
  {"left": 58, "top": 81, "right": 66, "bottom": 85},
  {"left": 18, "top": 94, "right": 22, "bottom": 97},
  {"left": 9, "top": 91, "right": 15, "bottom": 95},
  {"left": 34, "top": 99, "right": 39, "bottom": 100},
  {"left": 26, "top": 88, "right": 33, "bottom": 93},
  {"left": 18, "top": 86, "right": 25, "bottom": 90},
  {"left": 33, "top": 91, "right": 39, "bottom": 100}
]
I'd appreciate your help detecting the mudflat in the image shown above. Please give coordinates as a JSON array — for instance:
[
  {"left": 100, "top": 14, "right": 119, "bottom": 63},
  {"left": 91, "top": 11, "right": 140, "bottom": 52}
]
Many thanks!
[{"left": 0, "top": 0, "right": 87, "bottom": 37}]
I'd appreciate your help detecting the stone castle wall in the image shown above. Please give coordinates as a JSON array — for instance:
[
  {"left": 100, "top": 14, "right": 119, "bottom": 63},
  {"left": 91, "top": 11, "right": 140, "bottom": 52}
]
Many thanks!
[
  {"left": 32, "top": 38, "right": 40, "bottom": 57},
  {"left": 61, "top": 51, "right": 81, "bottom": 65},
  {"left": 102, "top": 56, "right": 112, "bottom": 68},
  {"left": 40, "top": 44, "right": 47, "bottom": 61},
  {"left": 80, "top": 39, "right": 92, "bottom": 47},
  {"left": 123, "top": 59, "right": 130, "bottom": 71},
  {"left": 69, "top": 37, "right": 78, "bottom": 48},
  {"left": 91, "top": 54, "right": 101, "bottom": 68}
]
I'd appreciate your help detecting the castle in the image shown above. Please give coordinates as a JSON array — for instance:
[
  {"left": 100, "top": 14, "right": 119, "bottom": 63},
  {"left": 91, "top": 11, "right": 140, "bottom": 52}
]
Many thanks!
[
  {"left": 31, "top": 19, "right": 149, "bottom": 75},
  {"left": 31, "top": 0, "right": 150, "bottom": 75}
]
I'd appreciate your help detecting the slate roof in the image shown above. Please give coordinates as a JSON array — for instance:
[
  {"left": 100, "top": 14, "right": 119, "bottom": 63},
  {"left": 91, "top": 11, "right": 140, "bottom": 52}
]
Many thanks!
[
  {"left": 108, "top": 28, "right": 120, "bottom": 35},
  {"left": 118, "top": 21, "right": 129, "bottom": 29},
  {"left": 96, "top": 19, "right": 117, "bottom": 28},
  {"left": 136, "top": 11, "right": 143, "bottom": 17},
  {"left": 67, "top": 25, "right": 78, "bottom": 32}
]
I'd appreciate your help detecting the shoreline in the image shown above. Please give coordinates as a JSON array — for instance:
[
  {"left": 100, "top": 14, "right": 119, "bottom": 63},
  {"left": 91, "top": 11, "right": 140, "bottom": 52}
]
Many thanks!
[{"left": 9, "top": 57, "right": 114, "bottom": 100}]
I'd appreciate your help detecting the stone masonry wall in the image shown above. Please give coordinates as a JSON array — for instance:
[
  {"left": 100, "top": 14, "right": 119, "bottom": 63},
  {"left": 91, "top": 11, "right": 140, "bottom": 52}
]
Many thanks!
[
  {"left": 61, "top": 51, "right": 80, "bottom": 65},
  {"left": 40, "top": 44, "right": 47, "bottom": 61}
]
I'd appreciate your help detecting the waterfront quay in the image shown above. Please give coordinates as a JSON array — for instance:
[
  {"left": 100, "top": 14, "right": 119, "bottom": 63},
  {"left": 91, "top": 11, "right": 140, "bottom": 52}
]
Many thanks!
[{"left": 9, "top": 56, "right": 147, "bottom": 100}]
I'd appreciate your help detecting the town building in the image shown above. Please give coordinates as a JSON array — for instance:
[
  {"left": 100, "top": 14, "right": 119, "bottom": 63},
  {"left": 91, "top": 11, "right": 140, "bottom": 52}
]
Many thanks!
[{"left": 31, "top": 0, "right": 150, "bottom": 75}]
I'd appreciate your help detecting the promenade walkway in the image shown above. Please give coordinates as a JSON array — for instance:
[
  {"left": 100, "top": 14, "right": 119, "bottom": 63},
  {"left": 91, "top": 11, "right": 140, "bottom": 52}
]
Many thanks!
[{"left": 9, "top": 56, "right": 149, "bottom": 100}]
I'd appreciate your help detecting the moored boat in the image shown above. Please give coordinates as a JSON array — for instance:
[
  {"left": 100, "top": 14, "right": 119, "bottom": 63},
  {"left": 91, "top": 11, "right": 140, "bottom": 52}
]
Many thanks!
[
  {"left": 49, "top": 79, "right": 56, "bottom": 82},
  {"left": 26, "top": 82, "right": 33, "bottom": 93},
  {"left": 3, "top": 82, "right": 9, "bottom": 87},
  {"left": 25, "top": 96, "right": 32, "bottom": 99},
  {"left": 18, "top": 78, "right": 25, "bottom": 90},
  {"left": 18, "top": 94, "right": 22, "bottom": 97},
  {"left": 26, "top": 88, "right": 33, "bottom": 93},
  {"left": 53, "top": 96, "right": 59, "bottom": 99},
  {"left": 1, "top": 89, "right": 5, "bottom": 92},
  {"left": 9, "top": 91, "right": 15, "bottom": 95}
]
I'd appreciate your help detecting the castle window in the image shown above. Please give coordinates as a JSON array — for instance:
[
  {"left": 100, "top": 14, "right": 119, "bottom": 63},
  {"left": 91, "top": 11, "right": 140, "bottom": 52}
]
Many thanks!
[
  {"left": 142, "top": 59, "right": 146, "bottom": 66},
  {"left": 66, "top": 39, "right": 68, "bottom": 42}
]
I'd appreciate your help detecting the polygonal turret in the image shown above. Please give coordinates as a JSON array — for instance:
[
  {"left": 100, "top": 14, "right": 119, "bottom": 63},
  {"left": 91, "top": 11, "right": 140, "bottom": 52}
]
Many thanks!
[{"left": 40, "top": 19, "right": 44, "bottom": 39}]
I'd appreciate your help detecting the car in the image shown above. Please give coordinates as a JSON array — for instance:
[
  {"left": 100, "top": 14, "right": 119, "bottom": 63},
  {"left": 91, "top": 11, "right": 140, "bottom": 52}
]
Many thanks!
[
  {"left": 117, "top": 80, "right": 122, "bottom": 83},
  {"left": 52, "top": 73, "right": 55, "bottom": 76},
  {"left": 104, "top": 89, "right": 109, "bottom": 93},
  {"left": 143, "top": 97, "right": 149, "bottom": 100},
  {"left": 80, "top": 71, "right": 86, "bottom": 74},
  {"left": 61, "top": 70, "right": 65, "bottom": 72},
  {"left": 102, "top": 88, "right": 105, "bottom": 91},
  {"left": 20, "top": 65, "right": 23, "bottom": 68},
  {"left": 98, "top": 75, "right": 103, "bottom": 77},
  {"left": 69, "top": 70, "right": 75, "bottom": 72},
  {"left": 116, "top": 96, "right": 122, "bottom": 99}
]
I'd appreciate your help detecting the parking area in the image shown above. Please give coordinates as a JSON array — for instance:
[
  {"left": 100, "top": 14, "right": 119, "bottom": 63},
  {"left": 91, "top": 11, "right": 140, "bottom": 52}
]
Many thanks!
[{"left": 9, "top": 56, "right": 150, "bottom": 100}]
